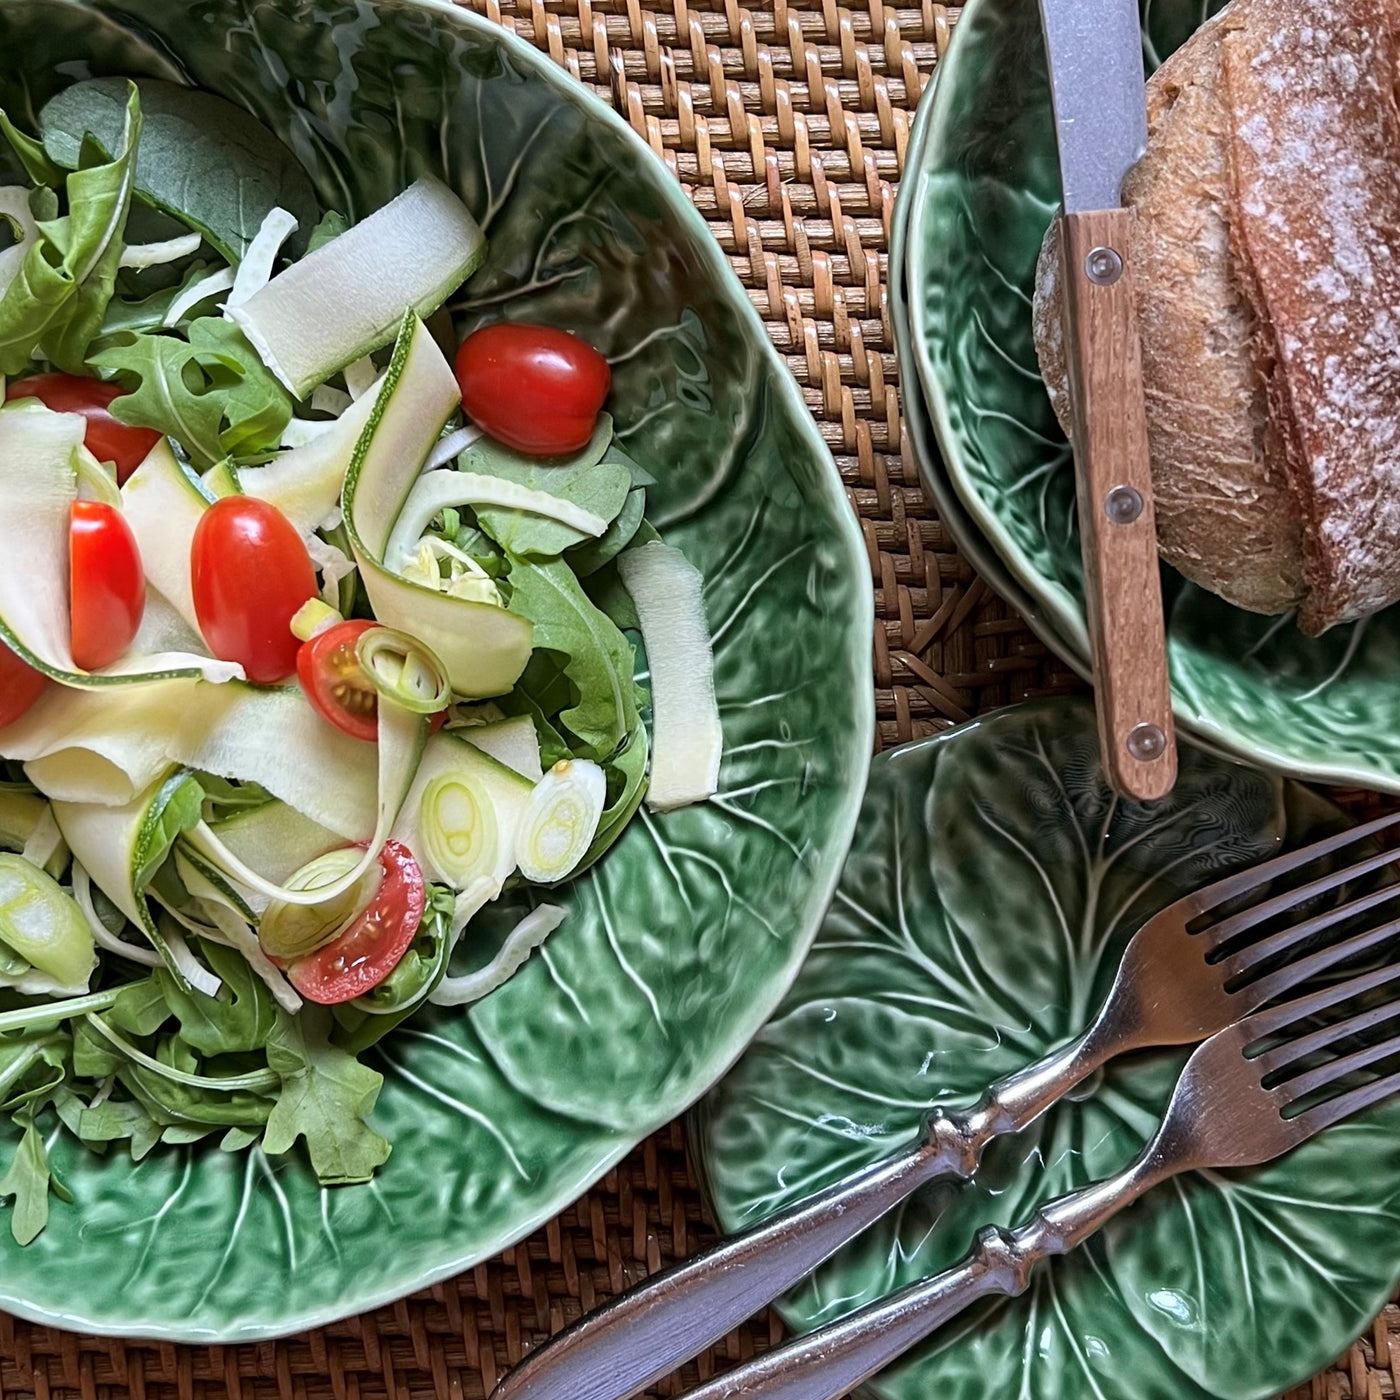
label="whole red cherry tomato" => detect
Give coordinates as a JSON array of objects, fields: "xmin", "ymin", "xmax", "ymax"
[
  {"xmin": 70, "ymin": 501, "xmax": 146, "ymax": 671},
  {"xmin": 455, "ymin": 323, "xmax": 611, "ymax": 457},
  {"xmin": 191, "ymin": 498, "xmax": 316, "ymax": 684},
  {"xmin": 7, "ymin": 374, "xmax": 162, "ymax": 485},
  {"xmin": 287, "ymin": 841, "xmax": 426, "ymax": 1004},
  {"xmin": 0, "ymin": 642, "xmax": 47, "ymax": 728},
  {"xmin": 298, "ymin": 619, "xmax": 380, "ymax": 743}
]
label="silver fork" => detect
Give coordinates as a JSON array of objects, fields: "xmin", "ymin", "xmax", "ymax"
[
  {"xmin": 493, "ymin": 810, "xmax": 1400, "ymax": 1400},
  {"xmin": 674, "ymin": 953, "xmax": 1400, "ymax": 1400}
]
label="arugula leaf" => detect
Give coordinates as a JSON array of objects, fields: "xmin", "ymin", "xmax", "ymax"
[
  {"xmin": 508, "ymin": 559, "xmax": 642, "ymax": 760},
  {"xmin": 73, "ymin": 1019, "xmax": 121, "ymax": 1079},
  {"xmin": 76, "ymin": 1095, "xmax": 163, "ymax": 1159},
  {"xmin": 263, "ymin": 1007, "xmax": 390, "ymax": 1185},
  {"xmin": 0, "ymin": 86, "xmax": 141, "ymax": 375},
  {"xmin": 119, "ymin": 1056, "xmax": 274, "ymax": 1130},
  {"xmin": 0, "ymin": 113, "xmax": 60, "ymax": 186},
  {"xmin": 468, "ymin": 417, "xmax": 633, "ymax": 558},
  {"xmin": 106, "ymin": 978, "xmax": 170, "ymax": 1037},
  {"xmin": 0, "ymin": 1030, "xmax": 70, "ymax": 1112},
  {"xmin": 157, "ymin": 942, "xmax": 275, "ymax": 1057},
  {"xmin": 40, "ymin": 78, "xmax": 319, "ymax": 261},
  {"xmin": 0, "ymin": 1111, "xmax": 59, "ymax": 1245},
  {"xmin": 93, "ymin": 317, "xmax": 292, "ymax": 468}
]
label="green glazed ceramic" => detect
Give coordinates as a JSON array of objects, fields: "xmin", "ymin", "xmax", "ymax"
[
  {"xmin": 888, "ymin": 71, "xmax": 1085, "ymax": 676},
  {"xmin": 694, "ymin": 698, "xmax": 1400, "ymax": 1400},
  {"xmin": 903, "ymin": 0, "xmax": 1400, "ymax": 793},
  {"xmin": 0, "ymin": 0, "xmax": 873, "ymax": 1340}
]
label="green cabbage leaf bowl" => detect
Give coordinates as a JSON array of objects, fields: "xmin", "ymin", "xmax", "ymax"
[{"xmin": 0, "ymin": 0, "xmax": 873, "ymax": 1340}]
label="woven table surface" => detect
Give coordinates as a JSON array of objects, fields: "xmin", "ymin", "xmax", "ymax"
[{"xmin": 0, "ymin": 2, "xmax": 1393, "ymax": 1398}]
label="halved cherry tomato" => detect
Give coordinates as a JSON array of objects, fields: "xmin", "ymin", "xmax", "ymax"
[
  {"xmin": 0, "ymin": 642, "xmax": 46, "ymax": 728},
  {"xmin": 455, "ymin": 323, "xmax": 611, "ymax": 457},
  {"xmin": 191, "ymin": 497, "xmax": 316, "ymax": 684},
  {"xmin": 298, "ymin": 619, "xmax": 380, "ymax": 743},
  {"xmin": 6, "ymin": 374, "xmax": 162, "ymax": 485},
  {"xmin": 287, "ymin": 841, "xmax": 426, "ymax": 1005},
  {"xmin": 70, "ymin": 501, "xmax": 146, "ymax": 672}
]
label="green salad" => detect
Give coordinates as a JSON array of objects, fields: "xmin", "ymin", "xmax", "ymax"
[{"xmin": 0, "ymin": 78, "xmax": 723, "ymax": 1244}]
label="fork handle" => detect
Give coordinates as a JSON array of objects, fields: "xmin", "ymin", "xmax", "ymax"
[
  {"xmin": 673, "ymin": 1155, "xmax": 1168, "ymax": 1400},
  {"xmin": 490, "ymin": 1028, "xmax": 1114, "ymax": 1400}
]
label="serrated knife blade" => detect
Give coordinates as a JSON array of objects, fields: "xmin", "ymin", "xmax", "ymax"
[{"xmin": 1038, "ymin": 0, "xmax": 1148, "ymax": 212}]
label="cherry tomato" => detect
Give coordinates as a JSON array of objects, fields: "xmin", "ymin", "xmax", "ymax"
[
  {"xmin": 6, "ymin": 374, "xmax": 162, "ymax": 485},
  {"xmin": 70, "ymin": 502, "xmax": 146, "ymax": 671},
  {"xmin": 298, "ymin": 620, "xmax": 380, "ymax": 743},
  {"xmin": 191, "ymin": 498, "xmax": 316, "ymax": 684},
  {"xmin": 0, "ymin": 642, "xmax": 47, "ymax": 728},
  {"xmin": 288, "ymin": 841, "xmax": 426, "ymax": 1005},
  {"xmin": 455, "ymin": 323, "xmax": 611, "ymax": 457}
]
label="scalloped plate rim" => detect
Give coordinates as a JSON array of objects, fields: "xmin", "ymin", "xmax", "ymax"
[
  {"xmin": 889, "ymin": 71, "xmax": 1089, "ymax": 679},
  {"xmin": 0, "ymin": 0, "xmax": 875, "ymax": 1343},
  {"xmin": 900, "ymin": 0, "xmax": 1400, "ymax": 797}
]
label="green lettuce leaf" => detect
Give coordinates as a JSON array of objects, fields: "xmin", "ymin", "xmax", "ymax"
[
  {"xmin": 507, "ymin": 558, "xmax": 641, "ymax": 759},
  {"xmin": 40, "ymin": 78, "xmax": 319, "ymax": 262},
  {"xmin": 262, "ymin": 1007, "xmax": 390, "ymax": 1185},
  {"xmin": 0, "ymin": 86, "xmax": 141, "ymax": 375},
  {"xmin": 468, "ymin": 417, "xmax": 633, "ymax": 558},
  {"xmin": 93, "ymin": 317, "xmax": 293, "ymax": 467},
  {"xmin": 0, "ymin": 113, "xmax": 61, "ymax": 186},
  {"xmin": 568, "ymin": 485, "xmax": 646, "ymax": 577},
  {"xmin": 133, "ymin": 770, "xmax": 205, "ymax": 894}
]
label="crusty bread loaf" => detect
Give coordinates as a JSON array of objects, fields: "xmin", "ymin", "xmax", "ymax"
[{"xmin": 1032, "ymin": 0, "xmax": 1400, "ymax": 634}]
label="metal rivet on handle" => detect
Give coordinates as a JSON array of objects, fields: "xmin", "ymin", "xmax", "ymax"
[
  {"xmin": 1127, "ymin": 724, "xmax": 1167, "ymax": 763},
  {"xmin": 1085, "ymin": 246, "xmax": 1124, "ymax": 285},
  {"xmin": 1104, "ymin": 485, "xmax": 1144, "ymax": 525}
]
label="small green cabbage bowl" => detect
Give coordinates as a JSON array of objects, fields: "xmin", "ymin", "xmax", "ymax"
[
  {"xmin": 904, "ymin": 0, "xmax": 1400, "ymax": 793},
  {"xmin": 0, "ymin": 0, "xmax": 873, "ymax": 1340}
]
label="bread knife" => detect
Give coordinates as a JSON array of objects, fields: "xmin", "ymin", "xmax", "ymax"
[{"xmin": 1038, "ymin": 0, "xmax": 1177, "ymax": 801}]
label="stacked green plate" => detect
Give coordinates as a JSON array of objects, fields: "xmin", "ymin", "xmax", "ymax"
[{"xmin": 892, "ymin": 0, "xmax": 1400, "ymax": 794}]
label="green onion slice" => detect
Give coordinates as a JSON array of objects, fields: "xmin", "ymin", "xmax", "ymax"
[
  {"xmin": 420, "ymin": 773, "xmax": 499, "ymax": 888},
  {"xmin": 515, "ymin": 760, "xmax": 607, "ymax": 885},
  {"xmin": 356, "ymin": 626, "xmax": 452, "ymax": 715}
]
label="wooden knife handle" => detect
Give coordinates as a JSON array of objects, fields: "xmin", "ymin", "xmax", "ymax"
[{"xmin": 1058, "ymin": 209, "xmax": 1177, "ymax": 802}]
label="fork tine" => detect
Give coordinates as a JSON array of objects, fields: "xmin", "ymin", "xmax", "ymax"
[
  {"xmin": 1288, "ymin": 1064, "xmax": 1400, "ymax": 1141},
  {"xmin": 1222, "ymin": 882, "xmax": 1400, "ymax": 978},
  {"xmin": 1241, "ymin": 959, "xmax": 1400, "ymax": 1042},
  {"xmin": 1182, "ymin": 811, "xmax": 1400, "ymax": 926},
  {"xmin": 1265, "ymin": 1002, "xmax": 1400, "ymax": 1086},
  {"xmin": 1229, "ymin": 912, "xmax": 1400, "ymax": 1004},
  {"xmin": 1259, "ymin": 995, "xmax": 1400, "ymax": 1079},
  {"xmin": 1202, "ymin": 841, "xmax": 1400, "ymax": 952}
]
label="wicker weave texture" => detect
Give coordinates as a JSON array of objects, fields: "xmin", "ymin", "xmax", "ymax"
[{"xmin": 0, "ymin": 1, "xmax": 1384, "ymax": 1398}]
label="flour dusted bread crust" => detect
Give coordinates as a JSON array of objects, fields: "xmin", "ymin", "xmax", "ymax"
[{"xmin": 1032, "ymin": 0, "xmax": 1400, "ymax": 633}]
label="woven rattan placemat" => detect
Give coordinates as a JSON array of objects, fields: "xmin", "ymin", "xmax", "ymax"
[{"xmin": 0, "ymin": 2, "xmax": 1393, "ymax": 1397}]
